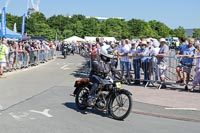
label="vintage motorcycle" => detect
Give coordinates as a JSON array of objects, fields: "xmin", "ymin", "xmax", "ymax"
[
  {"xmin": 63, "ymin": 44, "xmax": 68, "ymax": 59},
  {"xmin": 73, "ymin": 76, "xmax": 132, "ymax": 120}
]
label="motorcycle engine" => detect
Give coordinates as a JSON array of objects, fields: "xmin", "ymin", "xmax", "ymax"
[{"xmin": 96, "ymin": 93, "xmax": 107, "ymax": 110}]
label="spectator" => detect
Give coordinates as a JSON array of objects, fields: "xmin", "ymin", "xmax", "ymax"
[
  {"xmin": 71, "ymin": 42, "xmax": 76, "ymax": 55},
  {"xmin": 91, "ymin": 44, "xmax": 97, "ymax": 61},
  {"xmin": 0, "ymin": 40, "xmax": 9, "ymax": 78},
  {"xmin": 8, "ymin": 42, "xmax": 16, "ymax": 71},
  {"xmin": 154, "ymin": 38, "xmax": 169, "ymax": 88},
  {"xmin": 176, "ymin": 38, "xmax": 187, "ymax": 51},
  {"xmin": 99, "ymin": 37, "xmax": 105, "ymax": 46},
  {"xmin": 16, "ymin": 40, "xmax": 25, "ymax": 68},
  {"xmin": 40, "ymin": 42, "xmax": 46, "ymax": 62},
  {"xmin": 23, "ymin": 42, "xmax": 31, "ymax": 68},
  {"xmin": 112, "ymin": 46, "xmax": 118, "ymax": 69},
  {"xmin": 130, "ymin": 41, "xmax": 141, "ymax": 85},
  {"xmin": 150, "ymin": 40, "xmax": 160, "ymax": 81},
  {"xmin": 190, "ymin": 43, "xmax": 200, "ymax": 91},
  {"xmin": 137, "ymin": 40, "xmax": 150, "ymax": 85},
  {"xmin": 118, "ymin": 40, "xmax": 131, "ymax": 80},
  {"xmin": 176, "ymin": 38, "xmax": 195, "ymax": 90}
]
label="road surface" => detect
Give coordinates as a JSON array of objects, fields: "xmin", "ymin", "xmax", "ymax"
[{"xmin": 0, "ymin": 54, "xmax": 199, "ymax": 133}]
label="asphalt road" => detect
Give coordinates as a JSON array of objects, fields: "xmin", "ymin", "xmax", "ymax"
[{"xmin": 0, "ymin": 54, "xmax": 200, "ymax": 133}]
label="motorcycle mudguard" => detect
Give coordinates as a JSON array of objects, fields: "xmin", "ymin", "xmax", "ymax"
[
  {"xmin": 118, "ymin": 89, "xmax": 132, "ymax": 96},
  {"xmin": 73, "ymin": 87, "xmax": 80, "ymax": 95},
  {"xmin": 74, "ymin": 78, "xmax": 90, "ymax": 87},
  {"xmin": 73, "ymin": 78, "xmax": 91, "ymax": 95}
]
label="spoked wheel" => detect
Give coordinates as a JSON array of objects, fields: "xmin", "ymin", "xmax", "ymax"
[
  {"xmin": 109, "ymin": 91, "xmax": 132, "ymax": 120},
  {"xmin": 75, "ymin": 87, "xmax": 89, "ymax": 110}
]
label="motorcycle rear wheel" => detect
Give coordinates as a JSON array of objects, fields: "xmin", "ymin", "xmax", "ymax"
[{"xmin": 75, "ymin": 87, "xmax": 89, "ymax": 110}]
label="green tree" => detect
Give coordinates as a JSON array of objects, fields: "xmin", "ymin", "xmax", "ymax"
[
  {"xmin": 83, "ymin": 17, "xmax": 100, "ymax": 36},
  {"xmin": 63, "ymin": 29, "xmax": 74, "ymax": 39},
  {"xmin": 26, "ymin": 12, "xmax": 47, "ymax": 35},
  {"xmin": 47, "ymin": 15, "xmax": 67, "ymax": 32},
  {"xmin": 127, "ymin": 19, "xmax": 154, "ymax": 38},
  {"xmin": 193, "ymin": 28, "xmax": 200, "ymax": 38},
  {"xmin": 71, "ymin": 21, "xmax": 84, "ymax": 37},
  {"xmin": 104, "ymin": 18, "xmax": 124, "ymax": 39},
  {"xmin": 148, "ymin": 20, "xmax": 170, "ymax": 38},
  {"xmin": 4, "ymin": 12, "xmax": 193, "ymax": 40},
  {"xmin": 173, "ymin": 26, "xmax": 186, "ymax": 38}
]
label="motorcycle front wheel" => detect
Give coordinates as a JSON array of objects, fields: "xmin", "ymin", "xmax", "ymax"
[
  {"xmin": 108, "ymin": 91, "xmax": 132, "ymax": 120},
  {"xmin": 75, "ymin": 87, "xmax": 89, "ymax": 110}
]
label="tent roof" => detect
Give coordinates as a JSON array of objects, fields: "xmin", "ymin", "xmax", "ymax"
[
  {"xmin": 64, "ymin": 36, "xmax": 85, "ymax": 42},
  {"xmin": 84, "ymin": 36, "xmax": 116, "ymax": 42},
  {"xmin": 103, "ymin": 37, "xmax": 116, "ymax": 42},
  {"xmin": 0, "ymin": 27, "xmax": 22, "ymax": 39},
  {"xmin": 84, "ymin": 36, "xmax": 96, "ymax": 42}
]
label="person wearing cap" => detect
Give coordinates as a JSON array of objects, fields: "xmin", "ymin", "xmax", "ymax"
[
  {"xmin": 0, "ymin": 40, "xmax": 9, "ymax": 77},
  {"xmin": 176, "ymin": 38, "xmax": 195, "ymax": 90},
  {"xmin": 154, "ymin": 38, "xmax": 169, "ymax": 88},
  {"xmin": 129, "ymin": 41, "xmax": 141, "ymax": 84},
  {"xmin": 137, "ymin": 40, "xmax": 151, "ymax": 85},
  {"xmin": 150, "ymin": 40, "xmax": 160, "ymax": 81}
]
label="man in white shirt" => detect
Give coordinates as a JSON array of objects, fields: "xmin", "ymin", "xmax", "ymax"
[{"xmin": 118, "ymin": 40, "xmax": 130, "ymax": 79}]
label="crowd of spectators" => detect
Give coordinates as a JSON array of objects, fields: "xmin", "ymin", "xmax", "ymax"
[
  {"xmin": 1, "ymin": 37, "xmax": 200, "ymax": 92},
  {"xmin": 71, "ymin": 37, "xmax": 200, "ymax": 92},
  {"xmin": 0, "ymin": 39, "xmax": 56, "ymax": 78}
]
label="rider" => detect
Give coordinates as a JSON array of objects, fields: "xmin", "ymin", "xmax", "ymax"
[{"xmin": 88, "ymin": 44, "xmax": 121, "ymax": 106}]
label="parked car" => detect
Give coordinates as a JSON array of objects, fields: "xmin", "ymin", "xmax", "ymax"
[{"xmin": 166, "ymin": 37, "xmax": 180, "ymax": 49}]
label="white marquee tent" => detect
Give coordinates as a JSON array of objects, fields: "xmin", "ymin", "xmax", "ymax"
[
  {"xmin": 84, "ymin": 36, "xmax": 116, "ymax": 42},
  {"xmin": 64, "ymin": 36, "xmax": 85, "ymax": 42}
]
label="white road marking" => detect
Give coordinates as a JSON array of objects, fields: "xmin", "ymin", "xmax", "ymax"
[
  {"xmin": 9, "ymin": 112, "xmax": 30, "ymax": 121},
  {"xmin": 30, "ymin": 109, "xmax": 53, "ymax": 118},
  {"xmin": 0, "ymin": 105, "xmax": 3, "ymax": 110},
  {"xmin": 29, "ymin": 117, "xmax": 36, "ymax": 120},
  {"xmin": 60, "ymin": 64, "xmax": 71, "ymax": 70},
  {"xmin": 165, "ymin": 108, "xmax": 198, "ymax": 111}
]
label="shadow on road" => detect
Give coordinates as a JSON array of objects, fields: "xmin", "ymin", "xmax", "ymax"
[
  {"xmin": 70, "ymin": 61, "xmax": 90, "ymax": 78},
  {"xmin": 57, "ymin": 56, "xmax": 66, "ymax": 59},
  {"xmin": 63, "ymin": 102, "xmax": 109, "ymax": 118}
]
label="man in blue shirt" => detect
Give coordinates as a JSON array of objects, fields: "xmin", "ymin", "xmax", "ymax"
[{"xmin": 176, "ymin": 38, "xmax": 195, "ymax": 90}]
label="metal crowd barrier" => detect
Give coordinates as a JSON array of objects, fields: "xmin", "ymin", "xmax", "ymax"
[
  {"xmin": 114, "ymin": 52, "xmax": 199, "ymax": 90},
  {"xmin": 6, "ymin": 48, "xmax": 56, "ymax": 72}
]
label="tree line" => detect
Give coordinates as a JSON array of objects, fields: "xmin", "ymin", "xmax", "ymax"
[{"xmin": 5, "ymin": 12, "xmax": 200, "ymax": 40}]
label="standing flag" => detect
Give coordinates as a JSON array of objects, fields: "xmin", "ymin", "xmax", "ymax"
[
  {"xmin": 21, "ymin": 14, "xmax": 26, "ymax": 37},
  {"xmin": 13, "ymin": 23, "xmax": 17, "ymax": 32},
  {"xmin": 1, "ymin": 7, "xmax": 7, "ymax": 37},
  {"xmin": 0, "ymin": 22, "xmax": 1, "ymax": 35}
]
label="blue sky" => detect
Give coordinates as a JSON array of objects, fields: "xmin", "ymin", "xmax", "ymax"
[{"xmin": 0, "ymin": 0, "xmax": 199, "ymax": 29}]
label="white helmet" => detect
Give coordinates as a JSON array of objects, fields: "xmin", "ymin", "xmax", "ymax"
[{"xmin": 99, "ymin": 45, "xmax": 114, "ymax": 58}]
